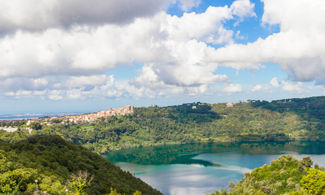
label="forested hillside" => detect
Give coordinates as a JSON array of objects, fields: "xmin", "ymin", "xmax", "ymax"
[
  {"xmin": 0, "ymin": 135, "xmax": 161, "ymax": 195},
  {"xmin": 210, "ymin": 155, "xmax": 325, "ymax": 195},
  {"xmin": 1, "ymin": 96, "xmax": 325, "ymax": 154}
]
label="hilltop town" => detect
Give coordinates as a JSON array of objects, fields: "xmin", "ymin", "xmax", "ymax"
[
  {"xmin": 54, "ymin": 105, "xmax": 134, "ymax": 123},
  {"xmin": 0, "ymin": 105, "xmax": 134, "ymax": 133}
]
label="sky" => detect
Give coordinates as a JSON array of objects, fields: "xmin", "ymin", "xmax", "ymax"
[{"xmin": 1, "ymin": 0, "xmax": 325, "ymax": 114}]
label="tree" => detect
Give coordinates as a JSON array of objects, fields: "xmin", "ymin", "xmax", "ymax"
[
  {"xmin": 69, "ymin": 171, "xmax": 93, "ymax": 195},
  {"xmin": 300, "ymin": 168, "xmax": 325, "ymax": 195},
  {"xmin": 0, "ymin": 168, "xmax": 38, "ymax": 193},
  {"xmin": 133, "ymin": 190, "xmax": 142, "ymax": 195},
  {"xmin": 301, "ymin": 157, "xmax": 313, "ymax": 168},
  {"xmin": 107, "ymin": 187, "xmax": 121, "ymax": 195},
  {"xmin": 30, "ymin": 122, "xmax": 42, "ymax": 130}
]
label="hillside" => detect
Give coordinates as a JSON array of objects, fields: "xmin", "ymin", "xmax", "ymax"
[
  {"xmin": 1, "ymin": 96, "xmax": 325, "ymax": 153},
  {"xmin": 210, "ymin": 155, "xmax": 325, "ymax": 195},
  {"xmin": 0, "ymin": 135, "xmax": 161, "ymax": 195}
]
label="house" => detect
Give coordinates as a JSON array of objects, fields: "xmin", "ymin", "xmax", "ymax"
[{"xmin": 226, "ymin": 103, "xmax": 234, "ymax": 107}]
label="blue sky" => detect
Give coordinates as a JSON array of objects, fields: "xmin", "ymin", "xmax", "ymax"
[{"xmin": 0, "ymin": 0, "xmax": 325, "ymax": 114}]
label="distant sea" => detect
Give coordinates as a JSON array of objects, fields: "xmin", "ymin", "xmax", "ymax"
[{"xmin": 0, "ymin": 112, "xmax": 81, "ymax": 121}]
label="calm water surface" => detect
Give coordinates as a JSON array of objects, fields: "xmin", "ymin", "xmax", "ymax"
[{"xmin": 103, "ymin": 142, "xmax": 325, "ymax": 195}]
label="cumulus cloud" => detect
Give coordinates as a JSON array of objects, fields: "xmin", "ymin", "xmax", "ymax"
[
  {"xmin": 178, "ymin": 0, "xmax": 201, "ymax": 11},
  {"xmin": 0, "ymin": 0, "xmax": 258, "ymax": 99},
  {"xmin": 268, "ymin": 78, "xmax": 304, "ymax": 93},
  {"xmin": 48, "ymin": 90, "xmax": 63, "ymax": 101},
  {"xmin": 281, "ymin": 81, "xmax": 303, "ymax": 93},
  {"xmin": 251, "ymin": 84, "xmax": 263, "ymax": 92},
  {"xmin": 270, "ymin": 77, "xmax": 280, "ymax": 87},
  {"xmin": 223, "ymin": 84, "xmax": 242, "ymax": 94},
  {"xmin": 230, "ymin": 0, "xmax": 256, "ymax": 19},
  {"xmin": 0, "ymin": 3, "xmax": 246, "ymax": 96},
  {"xmin": 211, "ymin": 0, "xmax": 325, "ymax": 85},
  {"xmin": 0, "ymin": 7, "xmax": 236, "ymax": 79},
  {"xmin": 2, "ymin": 74, "xmax": 156, "ymax": 100},
  {"xmin": 0, "ymin": 0, "xmax": 172, "ymax": 32}
]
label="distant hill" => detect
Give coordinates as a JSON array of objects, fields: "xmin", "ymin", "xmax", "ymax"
[
  {"xmin": 0, "ymin": 135, "xmax": 161, "ymax": 195},
  {"xmin": 251, "ymin": 96, "xmax": 325, "ymax": 122},
  {"xmin": 1, "ymin": 96, "xmax": 325, "ymax": 153}
]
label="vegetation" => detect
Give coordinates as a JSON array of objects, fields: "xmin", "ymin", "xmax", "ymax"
[
  {"xmin": 1, "ymin": 97, "xmax": 325, "ymax": 154},
  {"xmin": 0, "ymin": 135, "xmax": 161, "ymax": 195},
  {"xmin": 210, "ymin": 155, "xmax": 325, "ymax": 195},
  {"xmin": 1, "ymin": 97, "xmax": 325, "ymax": 194}
]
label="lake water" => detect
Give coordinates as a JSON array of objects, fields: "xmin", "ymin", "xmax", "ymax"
[{"xmin": 103, "ymin": 142, "xmax": 325, "ymax": 195}]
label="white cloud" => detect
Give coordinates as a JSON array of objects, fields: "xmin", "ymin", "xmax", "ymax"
[
  {"xmin": 0, "ymin": 0, "xmax": 172, "ymax": 31},
  {"xmin": 281, "ymin": 81, "xmax": 303, "ymax": 93},
  {"xmin": 270, "ymin": 77, "xmax": 280, "ymax": 87},
  {"xmin": 48, "ymin": 90, "xmax": 63, "ymax": 101},
  {"xmin": 235, "ymin": 31, "xmax": 245, "ymax": 40},
  {"xmin": 223, "ymin": 84, "xmax": 242, "ymax": 94},
  {"xmin": 268, "ymin": 77, "xmax": 305, "ymax": 93},
  {"xmin": 251, "ymin": 84, "xmax": 263, "ymax": 92},
  {"xmin": 0, "ymin": 0, "xmax": 258, "ymax": 99},
  {"xmin": 178, "ymin": 0, "xmax": 201, "ymax": 11},
  {"xmin": 231, "ymin": 0, "xmax": 256, "ymax": 19},
  {"xmin": 0, "ymin": 8, "xmax": 235, "ymax": 80},
  {"xmin": 66, "ymin": 75, "xmax": 114, "ymax": 89},
  {"xmin": 0, "ymin": 4, "xmax": 242, "ymax": 97},
  {"xmin": 211, "ymin": 0, "xmax": 325, "ymax": 85}
]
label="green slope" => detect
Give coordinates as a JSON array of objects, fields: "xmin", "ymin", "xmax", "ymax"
[
  {"xmin": 210, "ymin": 155, "xmax": 325, "ymax": 195},
  {"xmin": 33, "ymin": 97, "xmax": 325, "ymax": 153},
  {"xmin": 0, "ymin": 135, "xmax": 161, "ymax": 195},
  {"xmin": 1, "ymin": 96, "xmax": 325, "ymax": 154}
]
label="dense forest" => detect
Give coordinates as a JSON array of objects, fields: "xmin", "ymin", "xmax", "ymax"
[
  {"xmin": 210, "ymin": 155, "xmax": 325, "ymax": 195},
  {"xmin": 0, "ymin": 135, "xmax": 161, "ymax": 195},
  {"xmin": 1, "ymin": 96, "xmax": 325, "ymax": 154}
]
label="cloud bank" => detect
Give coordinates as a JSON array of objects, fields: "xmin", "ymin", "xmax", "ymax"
[
  {"xmin": 1, "ymin": 0, "xmax": 324, "ymax": 101},
  {"xmin": 212, "ymin": 0, "xmax": 325, "ymax": 83},
  {"xmin": 0, "ymin": 0, "xmax": 256, "ymax": 100}
]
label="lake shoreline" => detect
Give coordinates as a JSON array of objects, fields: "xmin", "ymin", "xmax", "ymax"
[
  {"xmin": 103, "ymin": 139, "xmax": 325, "ymax": 155},
  {"xmin": 104, "ymin": 141, "xmax": 325, "ymax": 195}
]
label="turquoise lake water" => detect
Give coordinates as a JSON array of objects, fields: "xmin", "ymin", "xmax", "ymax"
[{"xmin": 104, "ymin": 142, "xmax": 325, "ymax": 195}]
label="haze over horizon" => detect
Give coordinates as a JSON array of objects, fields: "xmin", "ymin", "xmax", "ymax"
[{"xmin": 1, "ymin": 0, "xmax": 325, "ymax": 114}]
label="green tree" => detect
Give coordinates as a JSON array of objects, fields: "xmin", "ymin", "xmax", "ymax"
[
  {"xmin": 108, "ymin": 187, "xmax": 121, "ymax": 195},
  {"xmin": 69, "ymin": 171, "xmax": 93, "ymax": 195},
  {"xmin": 300, "ymin": 168, "xmax": 325, "ymax": 195},
  {"xmin": 133, "ymin": 190, "xmax": 142, "ymax": 195},
  {"xmin": 31, "ymin": 122, "xmax": 42, "ymax": 130},
  {"xmin": 0, "ymin": 168, "xmax": 38, "ymax": 193}
]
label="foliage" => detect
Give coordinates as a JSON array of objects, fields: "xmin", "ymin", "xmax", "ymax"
[
  {"xmin": 1, "ymin": 97, "xmax": 325, "ymax": 154},
  {"xmin": 30, "ymin": 122, "xmax": 42, "ymax": 130},
  {"xmin": 0, "ymin": 129, "xmax": 28, "ymax": 143},
  {"xmin": 21, "ymin": 97, "xmax": 325, "ymax": 154},
  {"xmin": 0, "ymin": 120, "xmax": 26, "ymax": 127},
  {"xmin": 300, "ymin": 168, "xmax": 325, "ymax": 195},
  {"xmin": 210, "ymin": 155, "xmax": 325, "ymax": 195},
  {"xmin": 106, "ymin": 188, "xmax": 142, "ymax": 195},
  {"xmin": 107, "ymin": 187, "xmax": 121, "ymax": 195},
  {"xmin": 0, "ymin": 135, "xmax": 161, "ymax": 195},
  {"xmin": 68, "ymin": 171, "xmax": 94, "ymax": 195}
]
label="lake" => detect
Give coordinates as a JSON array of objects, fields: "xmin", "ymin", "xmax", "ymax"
[{"xmin": 103, "ymin": 142, "xmax": 325, "ymax": 195}]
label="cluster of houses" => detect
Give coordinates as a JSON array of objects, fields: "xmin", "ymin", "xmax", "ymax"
[
  {"xmin": 50, "ymin": 105, "xmax": 134, "ymax": 123},
  {"xmin": 0, "ymin": 126, "xmax": 18, "ymax": 132},
  {"xmin": 0, "ymin": 105, "xmax": 135, "ymax": 133},
  {"xmin": 0, "ymin": 125, "xmax": 32, "ymax": 134}
]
